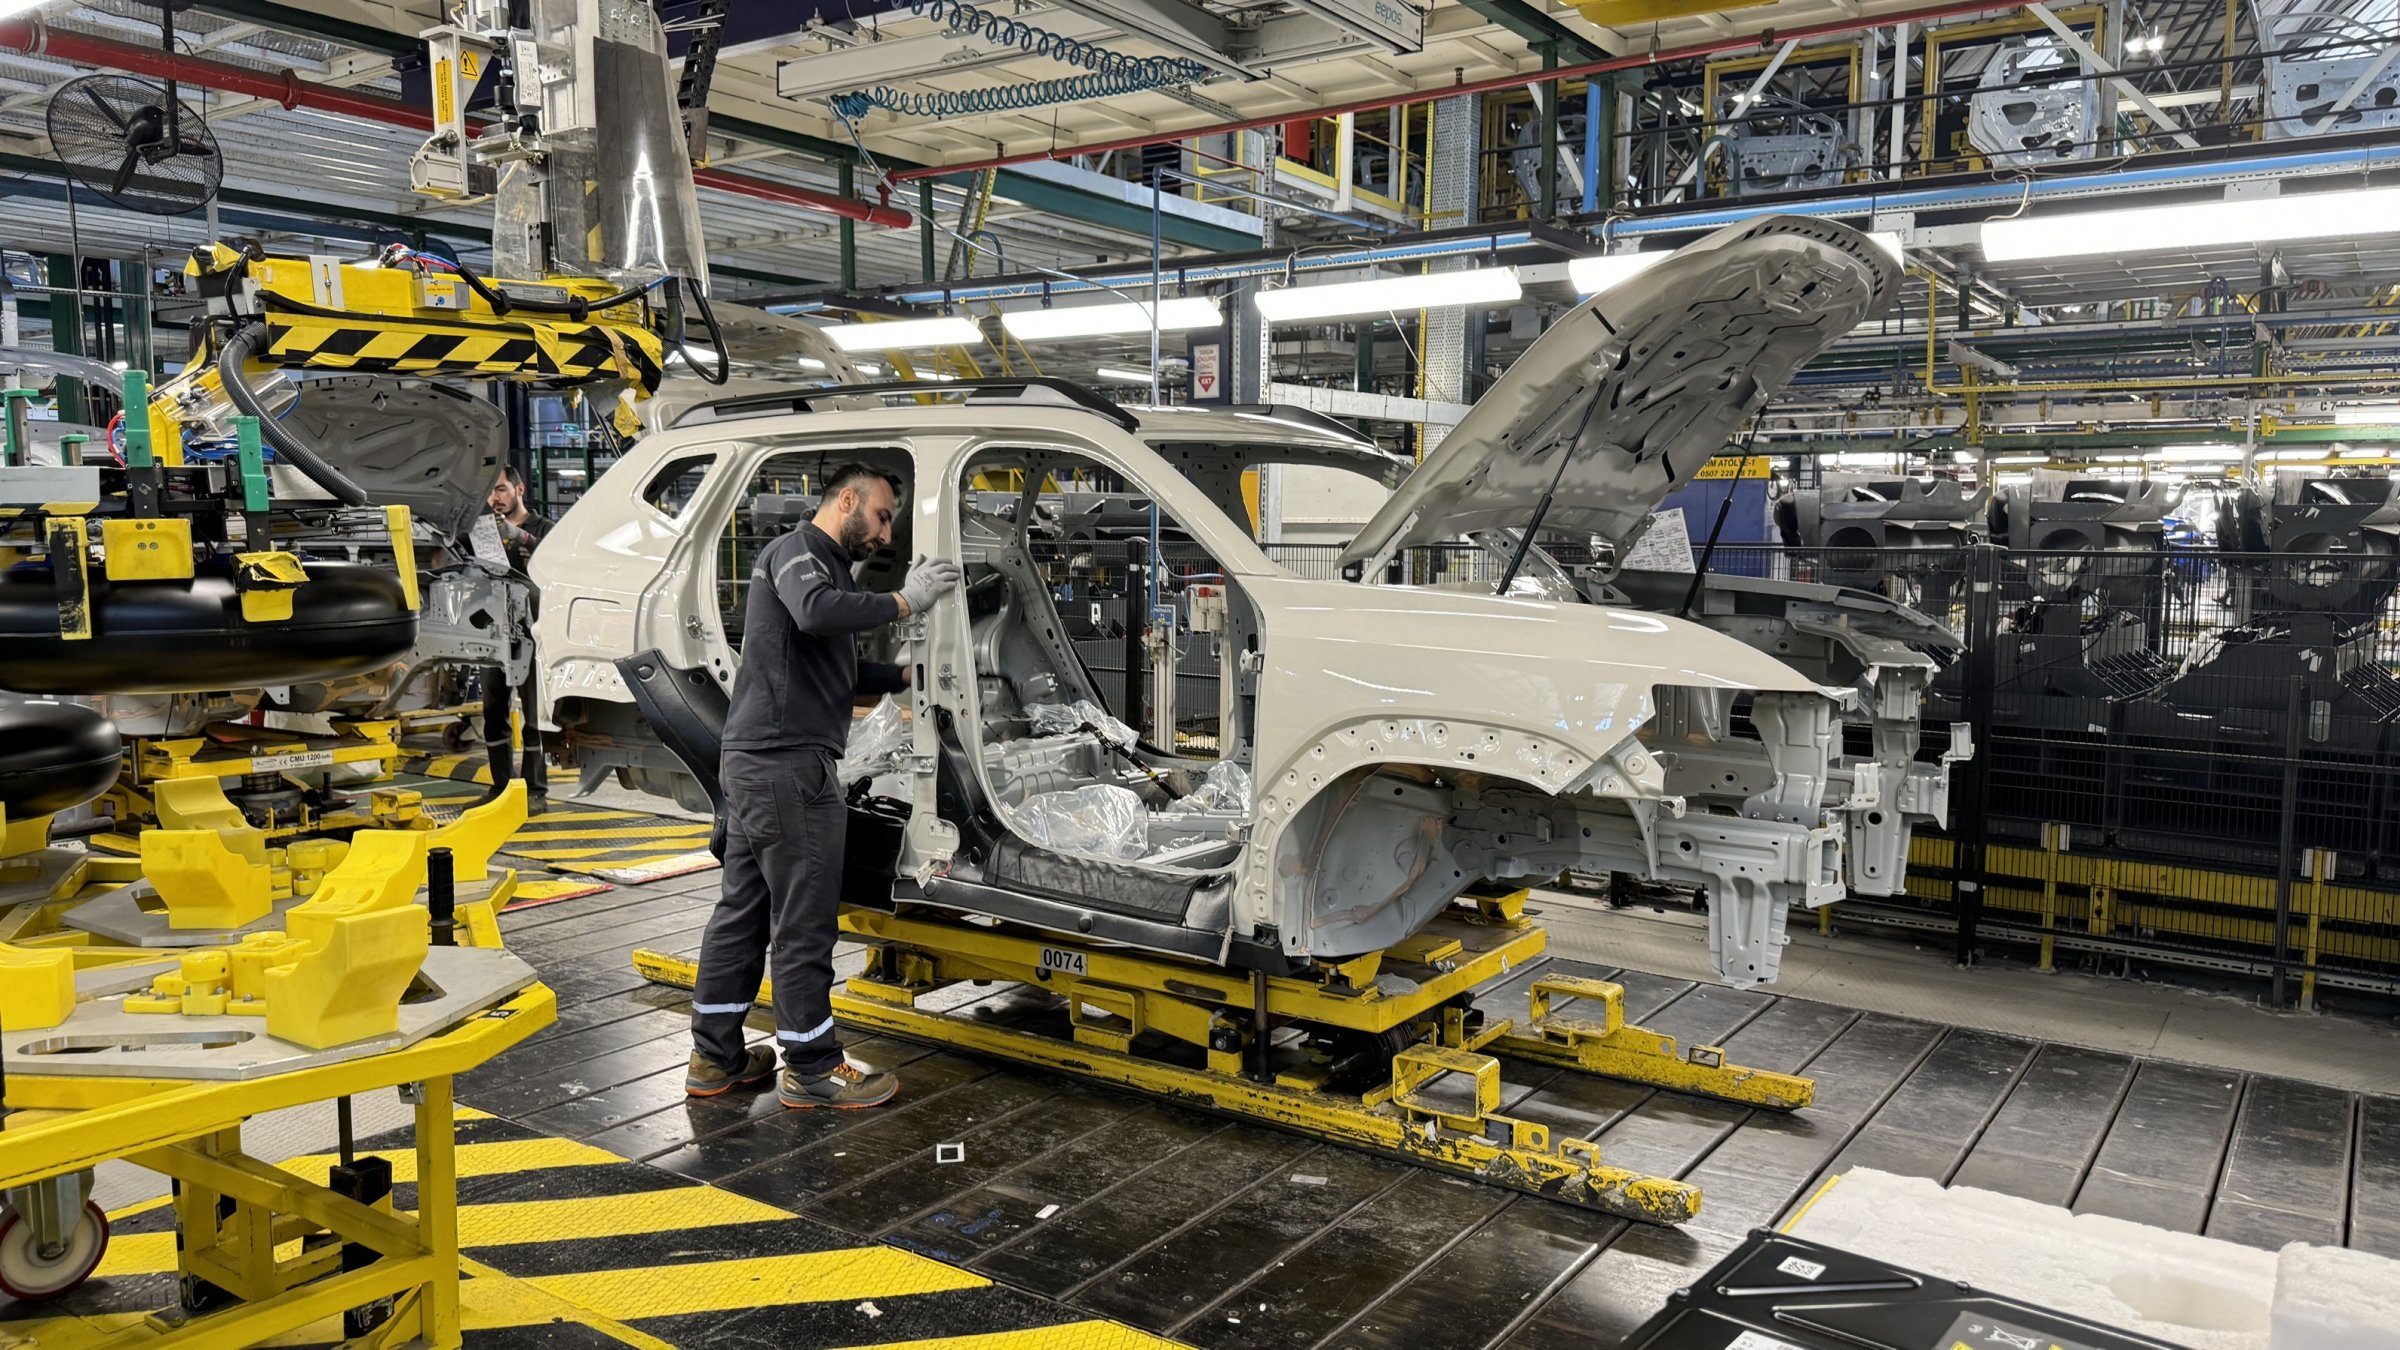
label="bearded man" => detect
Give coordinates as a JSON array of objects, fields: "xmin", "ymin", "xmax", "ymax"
[{"xmin": 683, "ymin": 463, "xmax": 959, "ymax": 1109}]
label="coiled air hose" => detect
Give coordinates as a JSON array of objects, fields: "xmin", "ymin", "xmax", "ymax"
[{"xmin": 829, "ymin": 0, "xmax": 1208, "ymax": 120}]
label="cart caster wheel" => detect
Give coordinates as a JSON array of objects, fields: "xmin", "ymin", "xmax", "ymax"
[{"xmin": 0, "ymin": 1200, "xmax": 108, "ymax": 1302}]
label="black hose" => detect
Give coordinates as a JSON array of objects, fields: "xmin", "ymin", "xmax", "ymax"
[
  {"xmin": 217, "ymin": 321, "xmax": 373, "ymax": 507},
  {"xmin": 673, "ymin": 279, "xmax": 730, "ymax": 386},
  {"xmin": 447, "ymin": 255, "xmax": 660, "ymax": 318}
]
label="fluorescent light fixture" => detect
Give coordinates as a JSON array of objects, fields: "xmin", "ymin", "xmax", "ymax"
[
  {"xmin": 2334, "ymin": 404, "xmax": 2400, "ymax": 425},
  {"xmin": 2142, "ymin": 444, "xmax": 2240, "ymax": 462},
  {"xmin": 2339, "ymin": 447, "xmax": 2389, "ymax": 458},
  {"xmin": 1002, "ymin": 297, "xmax": 1220, "ymax": 341},
  {"xmin": 1254, "ymin": 267, "xmax": 1520, "ymax": 323},
  {"xmin": 2267, "ymin": 448, "xmax": 2322, "ymax": 460},
  {"xmin": 820, "ymin": 316, "xmax": 983, "ymax": 351},
  {"xmin": 1565, "ymin": 253, "xmax": 1666, "ymax": 295},
  {"xmin": 798, "ymin": 357, "xmax": 828, "ymax": 371},
  {"xmin": 2097, "ymin": 452, "xmax": 2145, "ymax": 462},
  {"xmin": 1991, "ymin": 453, "xmax": 2050, "ymax": 465},
  {"xmin": 1826, "ymin": 451, "xmax": 1901, "ymax": 467},
  {"xmin": 855, "ymin": 362, "xmax": 884, "ymax": 377},
  {"xmin": 1983, "ymin": 185, "xmax": 2400, "ymax": 262},
  {"xmin": 1999, "ymin": 472, "xmax": 2035, "ymax": 485},
  {"xmin": 1567, "ymin": 233, "xmax": 1904, "ymax": 296},
  {"xmin": 1095, "ymin": 366, "xmax": 1157, "ymax": 385}
]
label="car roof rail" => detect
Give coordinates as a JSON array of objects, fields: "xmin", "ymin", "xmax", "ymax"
[
  {"xmin": 667, "ymin": 377, "xmax": 1139, "ymax": 432},
  {"xmin": 1223, "ymin": 404, "xmax": 1379, "ymax": 447}
]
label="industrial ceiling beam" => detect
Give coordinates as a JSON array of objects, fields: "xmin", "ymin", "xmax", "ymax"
[
  {"xmin": 0, "ymin": 151, "xmax": 824, "ymax": 289},
  {"xmin": 192, "ymin": 0, "xmax": 1251, "ymax": 252},
  {"xmin": 0, "ymin": 16, "xmax": 911, "ymax": 227},
  {"xmin": 1457, "ymin": 0, "xmax": 1609, "ymax": 63},
  {"xmin": 888, "ymin": 0, "xmax": 2019, "ymax": 179}
]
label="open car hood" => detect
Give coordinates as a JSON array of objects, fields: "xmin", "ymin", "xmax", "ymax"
[
  {"xmin": 281, "ymin": 376, "xmax": 506, "ymax": 546},
  {"xmin": 1340, "ymin": 216, "xmax": 1896, "ymax": 567}
]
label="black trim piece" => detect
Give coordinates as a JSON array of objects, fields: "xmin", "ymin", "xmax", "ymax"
[
  {"xmin": 612, "ymin": 649, "xmax": 728, "ymax": 814},
  {"xmin": 667, "ymin": 378, "xmax": 1139, "ymax": 432}
]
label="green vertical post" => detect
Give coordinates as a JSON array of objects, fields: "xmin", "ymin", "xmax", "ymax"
[
  {"xmin": 234, "ymin": 416, "xmax": 270, "ymax": 513},
  {"xmin": 45, "ymin": 255, "xmax": 89, "ymax": 426},
  {"xmin": 58, "ymin": 433, "xmax": 89, "ymax": 464},
  {"xmin": 119, "ymin": 369, "xmax": 153, "ymax": 468},
  {"xmin": 122, "ymin": 260, "xmax": 154, "ymax": 378},
  {"xmin": 1353, "ymin": 320, "xmax": 1375, "ymax": 392},
  {"xmin": 0, "ymin": 388, "xmax": 35, "ymax": 467},
  {"xmin": 1538, "ymin": 45, "xmax": 1560, "ymax": 221},
  {"xmin": 839, "ymin": 161, "xmax": 858, "ymax": 295},
  {"xmin": 920, "ymin": 180, "xmax": 937, "ymax": 284}
]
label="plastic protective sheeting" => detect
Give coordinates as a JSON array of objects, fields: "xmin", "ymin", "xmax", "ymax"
[
  {"xmin": 1026, "ymin": 699, "xmax": 1138, "ymax": 748},
  {"xmin": 1168, "ymin": 761, "xmax": 1250, "ymax": 815},
  {"xmin": 835, "ymin": 696, "xmax": 908, "ymax": 786},
  {"xmin": 1015, "ymin": 784, "xmax": 1148, "ymax": 860}
]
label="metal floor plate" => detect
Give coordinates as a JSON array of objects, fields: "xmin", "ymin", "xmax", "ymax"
[{"xmin": 318, "ymin": 874, "xmax": 2400, "ymax": 1347}]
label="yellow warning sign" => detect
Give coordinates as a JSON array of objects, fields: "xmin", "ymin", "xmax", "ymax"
[
  {"xmin": 1696, "ymin": 455, "xmax": 1775, "ymax": 480},
  {"xmin": 460, "ymin": 48, "xmax": 482, "ymax": 78}
]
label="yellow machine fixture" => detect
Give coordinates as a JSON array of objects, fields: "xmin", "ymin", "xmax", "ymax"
[{"xmin": 148, "ymin": 242, "xmax": 683, "ymax": 459}]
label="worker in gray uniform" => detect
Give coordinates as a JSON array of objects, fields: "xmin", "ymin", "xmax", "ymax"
[{"xmin": 685, "ymin": 463, "xmax": 960, "ymax": 1108}]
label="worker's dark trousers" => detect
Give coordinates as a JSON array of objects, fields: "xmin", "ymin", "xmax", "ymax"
[
  {"xmin": 478, "ymin": 664, "xmax": 548, "ymax": 797},
  {"xmin": 689, "ymin": 746, "xmax": 848, "ymax": 1077}
]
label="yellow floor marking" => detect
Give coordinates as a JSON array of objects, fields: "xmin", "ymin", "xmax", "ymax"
[
  {"xmin": 502, "ymin": 825, "xmax": 713, "ymax": 844},
  {"xmin": 860, "ymin": 1322, "xmax": 1189, "ymax": 1350},
  {"xmin": 101, "ymin": 1127, "xmax": 594, "ymax": 1225},
  {"xmin": 525, "ymin": 1246, "xmax": 988, "ymax": 1320},
  {"xmin": 509, "ymin": 845, "xmax": 710, "ymax": 863},
  {"xmin": 0, "ymin": 1309, "xmax": 153, "ymax": 1348},
  {"xmin": 96, "ymin": 1185, "xmax": 784, "ymax": 1277},
  {"xmin": 456, "ymin": 1186, "xmax": 790, "ymax": 1247},
  {"xmin": 273, "ymin": 1135, "xmax": 624, "ymax": 1188},
  {"xmin": 250, "ymin": 1261, "xmax": 676, "ymax": 1347}
]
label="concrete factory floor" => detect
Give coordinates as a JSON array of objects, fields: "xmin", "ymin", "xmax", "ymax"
[{"xmin": 19, "ymin": 804, "xmax": 2400, "ymax": 1349}]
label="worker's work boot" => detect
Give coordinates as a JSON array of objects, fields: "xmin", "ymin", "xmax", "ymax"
[
  {"xmin": 684, "ymin": 1045, "xmax": 777, "ymax": 1097},
  {"xmin": 779, "ymin": 1060, "xmax": 898, "ymax": 1109}
]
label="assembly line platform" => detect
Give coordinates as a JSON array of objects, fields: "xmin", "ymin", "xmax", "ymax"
[{"xmin": 8, "ymin": 867, "xmax": 2396, "ymax": 1349}]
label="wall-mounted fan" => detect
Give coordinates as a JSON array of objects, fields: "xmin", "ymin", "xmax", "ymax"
[{"xmin": 47, "ymin": 74, "xmax": 222, "ymax": 217}]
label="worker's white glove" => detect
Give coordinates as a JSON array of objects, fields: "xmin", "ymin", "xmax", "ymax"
[{"xmin": 899, "ymin": 556, "xmax": 962, "ymax": 615}]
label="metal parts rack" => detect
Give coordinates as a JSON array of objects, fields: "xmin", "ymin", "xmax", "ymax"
[
  {"xmin": 0, "ymin": 984, "xmax": 552, "ymax": 1345},
  {"xmin": 633, "ymin": 892, "xmax": 1815, "ymax": 1226}
]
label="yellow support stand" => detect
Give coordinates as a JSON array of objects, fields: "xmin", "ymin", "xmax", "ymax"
[
  {"xmin": 0, "ymin": 940, "xmax": 76, "ymax": 1030},
  {"xmin": 428, "ymin": 780, "xmax": 526, "ymax": 877},
  {"xmin": 99, "ymin": 516, "xmax": 195, "ymax": 581},
  {"xmin": 1, "ymin": 810, "xmax": 49, "ymax": 860},
  {"xmin": 268, "ymin": 829, "xmax": 433, "ymax": 1048},
  {"xmin": 1493, "ymin": 974, "xmax": 1816, "ymax": 1111},
  {"xmin": 143, "ymin": 828, "xmax": 276, "ymax": 930},
  {"xmin": 632, "ymin": 898, "xmax": 1795, "ymax": 1226},
  {"xmin": 153, "ymin": 775, "xmax": 261, "ymax": 850},
  {"xmin": 1, "ymin": 985, "xmax": 552, "ymax": 1349}
]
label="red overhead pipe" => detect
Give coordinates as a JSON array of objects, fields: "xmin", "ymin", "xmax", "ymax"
[
  {"xmin": 0, "ymin": 18, "xmax": 908, "ymax": 228},
  {"xmin": 889, "ymin": 0, "xmax": 2021, "ymax": 182}
]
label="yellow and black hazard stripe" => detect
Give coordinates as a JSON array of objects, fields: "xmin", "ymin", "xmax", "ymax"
[
  {"xmin": 261, "ymin": 309, "xmax": 663, "ymax": 389},
  {"xmin": 5, "ymin": 1110, "xmax": 1178, "ymax": 1350}
]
